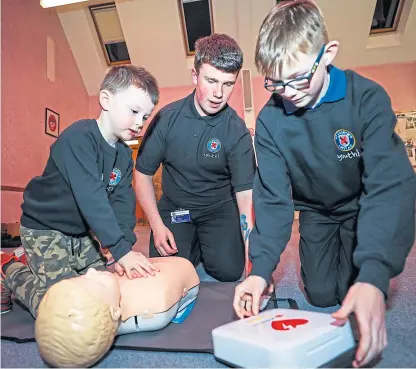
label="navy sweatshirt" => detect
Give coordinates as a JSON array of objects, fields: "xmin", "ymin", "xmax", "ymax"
[
  {"xmin": 249, "ymin": 67, "xmax": 416, "ymax": 296},
  {"xmin": 21, "ymin": 119, "xmax": 136, "ymax": 261}
]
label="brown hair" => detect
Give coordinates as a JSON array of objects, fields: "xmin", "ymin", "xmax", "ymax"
[
  {"xmin": 194, "ymin": 33, "xmax": 243, "ymax": 74},
  {"xmin": 100, "ymin": 65, "xmax": 159, "ymax": 105},
  {"xmin": 255, "ymin": 0, "xmax": 328, "ymax": 77}
]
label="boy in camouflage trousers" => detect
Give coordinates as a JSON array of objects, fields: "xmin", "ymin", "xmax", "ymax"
[
  {"xmin": 1, "ymin": 65, "xmax": 160, "ymax": 317},
  {"xmin": 1, "ymin": 233, "xmax": 107, "ymax": 316}
]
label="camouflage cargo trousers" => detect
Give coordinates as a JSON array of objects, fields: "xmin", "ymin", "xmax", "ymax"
[{"xmin": 5, "ymin": 226, "xmax": 107, "ymax": 318}]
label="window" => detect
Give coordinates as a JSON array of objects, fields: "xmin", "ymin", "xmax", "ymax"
[
  {"xmin": 178, "ymin": 0, "xmax": 214, "ymax": 56},
  {"xmin": 89, "ymin": 3, "xmax": 130, "ymax": 65},
  {"xmin": 370, "ymin": 0, "xmax": 405, "ymax": 34}
]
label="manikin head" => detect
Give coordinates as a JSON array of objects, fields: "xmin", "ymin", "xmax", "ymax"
[
  {"xmin": 255, "ymin": 0, "xmax": 339, "ymax": 109},
  {"xmin": 192, "ymin": 34, "xmax": 243, "ymax": 116},
  {"xmin": 98, "ymin": 65, "xmax": 159, "ymax": 143},
  {"xmin": 35, "ymin": 269, "xmax": 121, "ymax": 368}
]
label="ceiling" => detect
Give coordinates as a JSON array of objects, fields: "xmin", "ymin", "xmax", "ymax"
[{"xmin": 55, "ymin": 0, "xmax": 416, "ymax": 96}]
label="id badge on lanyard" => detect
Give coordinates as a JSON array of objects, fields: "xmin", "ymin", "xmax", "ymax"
[{"xmin": 171, "ymin": 209, "xmax": 191, "ymax": 224}]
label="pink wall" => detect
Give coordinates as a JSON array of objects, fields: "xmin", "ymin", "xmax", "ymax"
[
  {"xmin": 353, "ymin": 61, "xmax": 416, "ymax": 112},
  {"xmin": 252, "ymin": 76, "xmax": 271, "ymax": 122},
  {"xmin": 1, "ymin": 1, "xmax": 414, "ymax": 226},
  {"xmin": 1, "ymin": 0, "xmax": 90, "ymax": 222},
  {"xmin": 89, "ymin": 78, "xmax": 245, "ymax": 136},
  {"xmin": 96, "ymin": 61, "xmax": 414, "ymax": 131},
  {"xmin": 88, "ymin": 85, "xmax": 196, "ymax": 132},
  {"xmin": 251, "ymin": 61, "xmax": 416, "ymax": 124},
  {"xmin": 89, "ymin": 95, "xmax": 101, "ymax": 120}
]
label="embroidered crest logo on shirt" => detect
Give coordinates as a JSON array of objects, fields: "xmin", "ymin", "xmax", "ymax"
[
  {"xmin": 109, "ymin": 168, "xmax": 122, "ymax": 186},
  {"xmin": 207, "ymin": 138, "xmax": 221, "ymax": 153},
  {"xmin": 334, "ymin": 129, "xmax": 355, "ymax": 152}
]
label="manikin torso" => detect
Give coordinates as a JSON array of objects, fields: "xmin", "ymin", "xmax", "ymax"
[
  {"xmin": 34, "ymin": 256, "xmax": 200, "ymax": 369},
  {"xmin": 115, "ymin": 256, "xmax": 200, "ymax": 334}
]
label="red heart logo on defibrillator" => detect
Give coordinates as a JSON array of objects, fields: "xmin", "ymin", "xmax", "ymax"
[{"xmin": 271, "ymin": 318, "xmax": 309, "ymax": 331}]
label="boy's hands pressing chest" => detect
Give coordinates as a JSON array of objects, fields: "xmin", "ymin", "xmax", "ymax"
[{"xmin": 115, "ymin": 251, "xmax": 160, "ymax": 279}]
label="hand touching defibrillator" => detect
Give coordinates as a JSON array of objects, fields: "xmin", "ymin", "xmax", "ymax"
[{"xmin": 233, "ymin": 275, "xmax": 270, "ymax": 319}]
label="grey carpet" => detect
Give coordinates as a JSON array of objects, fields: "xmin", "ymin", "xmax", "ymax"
[{"xmin": 2, "ymin": 222, "xmax": 416, "ymax": 368}]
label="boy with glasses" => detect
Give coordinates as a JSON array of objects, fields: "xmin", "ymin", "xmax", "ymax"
[{"xmin": 234, "ymin": 1, "xmax": 416, "ymax": 367}]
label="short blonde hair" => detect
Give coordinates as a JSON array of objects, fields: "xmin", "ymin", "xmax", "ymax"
[
  {"xmin": 255, "ymin": 0, "xmax": 329, "ymax": 77},
  {"xmin": 35, "ymin": 279, "xmax": 120, "ymax": 368}
]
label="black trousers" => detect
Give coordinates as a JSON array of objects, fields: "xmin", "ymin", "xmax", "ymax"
[
  {"xmin": 299, "ymin": 210, "xmax": 358, "ymax": 307},
  {"xmin": 150, "ymin": 195, "xmax": 245, "ymax": 282}
]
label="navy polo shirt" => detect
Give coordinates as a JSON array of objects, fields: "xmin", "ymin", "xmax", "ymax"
[
  {"xmin": 136, "ymin": 91, "xmax": 256, "ymax": 209},
  {"xmin": 283, "ymin": 65, "xmax": 347, "ymax": 114}
]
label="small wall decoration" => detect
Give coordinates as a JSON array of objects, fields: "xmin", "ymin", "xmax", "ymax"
[
  {"xmin": 395, "ymin": 110, "xmax": 416, "ymax": 166},
  {"xmin": 395, "ymin": 110, "xmax": 416, "ymax": 138},
  {"xmin": 45, "ymin": 108, "xmax": 60, "ymax": 138}
]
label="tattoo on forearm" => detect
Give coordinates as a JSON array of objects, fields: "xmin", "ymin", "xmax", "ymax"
[{"xmin": 240, "ymin": 214, "xmax": 251, "ymax": 242}]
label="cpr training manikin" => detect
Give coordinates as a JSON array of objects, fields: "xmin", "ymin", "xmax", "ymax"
[{"xmin": 34, "ymin": 256, "xmax": 200, "ymax": 368}]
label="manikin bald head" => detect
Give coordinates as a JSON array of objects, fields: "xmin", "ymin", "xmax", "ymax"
[{"xmin": 35, "ymin": 270, "xmax": 121, "ymax": 368}]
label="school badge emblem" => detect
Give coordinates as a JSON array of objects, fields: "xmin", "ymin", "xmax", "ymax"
[
  {"xmin": 334, "ymin": 129, "xmax": 355, "ymax": 152},
  {"xmin": 109, "ymin": 168, "xmax": 122, "ymax": 186},
  {"xmin": 207, "ymin": 138, "xmax": 221, "ymax": 153}
]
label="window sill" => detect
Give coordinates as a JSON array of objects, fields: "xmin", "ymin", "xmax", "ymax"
[{"xmin": 366, "ymin": 32, "xmax": 402, "ymax": 49}]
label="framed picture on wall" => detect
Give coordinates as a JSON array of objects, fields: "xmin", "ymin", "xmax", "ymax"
[{"xmin": 45, "ymin": 108, "xmax": 60, "ymax": 138}]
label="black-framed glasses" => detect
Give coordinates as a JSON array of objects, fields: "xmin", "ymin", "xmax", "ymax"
[{"xmin": 264, "ymin": 45, "xmax": 326, "ymax": 93}]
